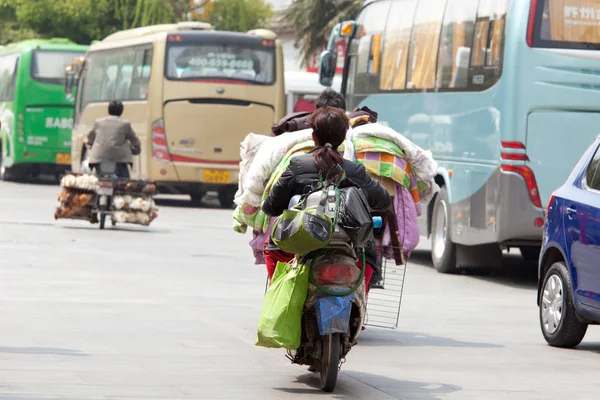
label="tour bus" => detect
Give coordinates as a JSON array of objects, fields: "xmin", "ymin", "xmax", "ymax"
[
  {"xmin": 0, "ymin": 39, "xmax": 88, "ymax": 181},
  {"xmin": 284, "ymin": 70, "xmax": 342, "ymax": 114},
  {"xmin": 66, "ymin": 22, "xmax": 285, "ymax": 207},
  {"xmin": 319, "ymin": 0, "xmax": 600, "ymax": 272}
]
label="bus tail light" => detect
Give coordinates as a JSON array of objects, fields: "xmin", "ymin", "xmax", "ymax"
[
  {"xmin": 527, "ymin": 0, "xmax": 538, "ymax": 47},
  {"xmin": 501, "ymin": 164, "xmax": 542, "ymax": 208},
  {"xmin": 151, "ymin": 119, "xmax": 171, "ymax": 163},
  {"xmin": 501, "ymin": 152, "xmax": 529, "ymax": 161}
]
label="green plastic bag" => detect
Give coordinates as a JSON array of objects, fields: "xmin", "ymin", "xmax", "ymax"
[{"xmin": 256, "ymin": 260, "xmax": 309, "ymax": 350}]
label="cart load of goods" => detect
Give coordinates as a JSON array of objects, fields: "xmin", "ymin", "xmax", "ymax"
[{"xmin": 54, "ymin": 173, "xmax": 159, "ymax": 226}]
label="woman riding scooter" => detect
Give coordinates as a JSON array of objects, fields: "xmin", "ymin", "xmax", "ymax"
[
  {"xmin": 86, "ymin": 101, "xmax": 141, "ymax": 178},
  {"xmin": 262, "ymin": 106, "xmax": 392, "ymax": 291}
]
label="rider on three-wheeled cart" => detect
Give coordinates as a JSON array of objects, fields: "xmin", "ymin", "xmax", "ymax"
[{"xmin": 54, "ymin": 101, "xmax": 158, "ymax": 229}]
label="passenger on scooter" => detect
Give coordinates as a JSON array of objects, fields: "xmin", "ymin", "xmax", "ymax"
[
  {"xmin": 87, "ymin": 101, "xmax": 141, "ymax": 178},
  {"xmin": 271, "ymin": 88, "xmax": 346, "ymax": 136},
  {"xmin": 262, "ymin": 106, "xmax": 392, "ymax": 290}
]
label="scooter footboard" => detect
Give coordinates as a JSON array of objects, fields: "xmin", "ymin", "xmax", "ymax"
[{"xmin": 314, "ymin": 295, "xmax": 354, "ymax": 336}]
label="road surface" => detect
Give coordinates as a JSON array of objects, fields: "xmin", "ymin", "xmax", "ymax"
[{"xmin": 0, "ymin": 180, "xmax": 598, "ymax": 399}]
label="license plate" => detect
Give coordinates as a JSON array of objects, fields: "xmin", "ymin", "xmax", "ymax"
[
  {"xmin": 56, "ymin": 153, "xmax": 71, "ymax": 165},
  {"xmin": 97, "ymin": 187, "xmax": 113, "ymax": 196},
  {"xmin": 204, "ymin": 169, "xmax": 230, "ymax": 184}
]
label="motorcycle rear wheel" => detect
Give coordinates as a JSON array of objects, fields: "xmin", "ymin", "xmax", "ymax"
[{"xmin": 320, "ymin": 333, "xmax": 341, "ymax": 392}]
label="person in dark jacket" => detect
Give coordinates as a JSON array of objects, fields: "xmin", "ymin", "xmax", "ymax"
[
  {"xmin": 263, "ymin": 106, "xmax": 390, "ymax": 216},
  {"xmin": 271, "ymin": 88, "xmax": 347, "ymax": 136},
  {"xmin": 262, "ymin": 107, "xmax": 392, "ymax": 296}
]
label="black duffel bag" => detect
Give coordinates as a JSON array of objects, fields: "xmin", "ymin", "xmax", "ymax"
[{"xmin": 337, "ymin": 186, "xmax": 373, "ymax": 248}]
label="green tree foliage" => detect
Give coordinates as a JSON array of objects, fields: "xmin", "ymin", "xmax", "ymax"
[
  {"xmin": 204, "ymin": 0, "xmax": 273, "ymax": 32},
  {"xmin": 0, "ymin": 0, "xmax": 37, "ymax": 45},
  {"xmin": 283, "ymin": 0, "xmax": 363, "ymax": 64},
  {"xmin": 0, "ymin": 0, "xmax": 184, "ymax": 45}
]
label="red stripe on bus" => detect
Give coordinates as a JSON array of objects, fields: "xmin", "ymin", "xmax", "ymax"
[{"xmin": 170, "ymin": 154, "xmax": 239, "ymax": 165}]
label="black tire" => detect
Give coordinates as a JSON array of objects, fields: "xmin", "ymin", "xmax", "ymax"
[
  {"xmin": 431, "ymin": 187, "xmax": 457, "ymax": 273},
  {"xmin": 99, "ymin": 214, "xmax": 106, "ymax": 230},
  {"xmin": 539, "ymin": 261, "xmax": 587, "ymax": 348},
  {"xmin": 218, "ymin": 187, "xmax": 235, "ymax": 209},
  {"xmin": 0, "ymin": 156, "xmax": 26, "ymax": 182},
  {"xmin": 520, "ymin": 246, "xmax": 541, "ymax": 262},
  {"xmin": 190, "ymin": 192, "xmax": 203, "ymax": 205},
  {"xmin": 320, "ymin": 333, "xmax": 341, "ymax": 393}
]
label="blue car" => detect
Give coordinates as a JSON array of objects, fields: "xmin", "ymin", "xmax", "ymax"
[{"xmin": 538, "ymin": 135, "xmax": 600, "ymax": 347}]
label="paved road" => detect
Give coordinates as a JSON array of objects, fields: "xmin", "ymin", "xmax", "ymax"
[{"xmin": 0, "ymin": 180, "xmax": 598, "ymax": 400}]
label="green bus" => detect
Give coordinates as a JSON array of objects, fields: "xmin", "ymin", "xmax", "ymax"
[{"xmin": 0, "ymin": 39, "xmax": 88, "ymax": 181}]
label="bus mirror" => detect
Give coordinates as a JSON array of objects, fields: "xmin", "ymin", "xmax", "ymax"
[
  {"xmin": 318, "ymin": 50, "xmax": 337, "ymax": 87},
  {"xmin": 64, "ymin": 70, "xmax": 75, "ymax": 95}
]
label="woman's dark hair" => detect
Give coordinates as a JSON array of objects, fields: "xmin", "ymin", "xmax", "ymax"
[
  {"xmin": 309, "ymin": 106, "xmax": 349, "ymax": 183},
  {"xmin": 108, "ymin": 101, "xmax": 124, "ymax": 117}
]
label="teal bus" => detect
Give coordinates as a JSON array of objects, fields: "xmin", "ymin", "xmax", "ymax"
[
  {"xmin": 0, "ymin": 39, "xmax": 88, "ymax": 181},
  {"xmin": 319, "ymin": 0, "xmax": 600, "ymax": 272}
]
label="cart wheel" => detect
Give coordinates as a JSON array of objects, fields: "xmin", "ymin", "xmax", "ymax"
[{"xmin": 99, "ymin": 214, "xmax": 106, "ymax": 230}]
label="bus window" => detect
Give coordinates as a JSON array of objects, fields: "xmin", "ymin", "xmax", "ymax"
[
  {"xmin": 130, "ymin": 48, "xmax": 152, "ymax": 100},
  {"xmin": 0, "ymin": 54, "xmax": 19, "ymax": 101},
  {"xmin": 436, "ymin": 0, "xmax": 478, "ymax": 89},
  {"xmin": 80, "ymin": 46, "xmax": 148, "ymax": 108},
  {"xmin": 114, "ymin": 51, "xmax": 136, "ymax": 100},
  {"xmin": 535, "ymin": 0, "xmax": 600, "ymax": 49},
  {"xmin": 406, "ymin": 0, "xmax": 447, "ymax": 90},
  {"xmin": 165, "ymin": 41, "xmax": 275, "ymax": 85},
  {"xmin": 380, "ymin": 0, "xmax": 418, "ymax": 91},
  {"xmin": 31, "ymin": 50, "xmax": 83, "ymax": 85},
  {"xmin": 346, "ymin": 0, "xmax": 391, "ymax": 103},
  {"xmin": 469, "ymin": 0, "xmax": 508, "ymax": 89}
]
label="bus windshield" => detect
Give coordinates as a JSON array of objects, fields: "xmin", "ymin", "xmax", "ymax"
[
  {"xmin": 31, "ymin": 50, "xmax": 85, "ymax": 84},
  {"xmin": 536, "ymin": 0, "xmax": 600, "ymax": 49},
  {"xmin": 165, "ymin": 40, "xmax": 275, "ymax": 85}
]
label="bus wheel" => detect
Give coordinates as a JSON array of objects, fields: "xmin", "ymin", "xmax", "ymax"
[
  {"xmin": 0, "ymin": 158, "xmax": 26, "ymax": 182},
  {"xmin": 431, "ymin": 187, "xmax": 457, "ymax": 274},
  {"xmin": 190, "ymin": 192, "xmax": 204, "ymax": 205},
  {"xmin": 218, "ymin": 187, "xmax": 235, "ymax": 209}
]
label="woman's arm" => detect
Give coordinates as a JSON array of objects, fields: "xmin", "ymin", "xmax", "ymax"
[{"xmin": 262, "ymin": 161, "xmax": 298, "ymax": 217}]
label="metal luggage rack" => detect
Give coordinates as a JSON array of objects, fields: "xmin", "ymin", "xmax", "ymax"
[{"xmin": 364, "ymin": 254, "xmax": 408, "ymax": 330}]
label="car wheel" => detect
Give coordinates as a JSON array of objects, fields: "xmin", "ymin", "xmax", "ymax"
[
  {"xmin": 520, "ymin": 246, "xmax": 541, "ymax": 261},
  {"xmin": 431, "ymin": 187, "xmax": 457, "ymax": 273},
  {"xmin": 540, "ymin": 261, "xmax": 587, "ymax": 348}
]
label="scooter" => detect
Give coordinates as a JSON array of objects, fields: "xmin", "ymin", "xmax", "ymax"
[{"xmin": 286, "ymin": 195, "xmax": 383, "ymax": 392}]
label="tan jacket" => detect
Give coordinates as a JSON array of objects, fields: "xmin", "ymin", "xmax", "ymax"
[{"xmin": 87, "ymin": 116, "xmax": 141, "ymax": 164}]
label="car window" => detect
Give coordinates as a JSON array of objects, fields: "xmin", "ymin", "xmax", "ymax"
[{"xmin": 585, "ymin": 144, "xmax": 600, "ymax": 191}]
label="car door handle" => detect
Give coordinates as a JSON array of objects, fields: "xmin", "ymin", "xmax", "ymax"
[{"xmin": 566, "ymin": 207, "xmax": 577, "ymax": 218}]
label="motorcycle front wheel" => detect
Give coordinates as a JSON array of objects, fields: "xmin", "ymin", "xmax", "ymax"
[{"xmin": 320, "ymin": 333, "xmax": 341, "ymax": 392}]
